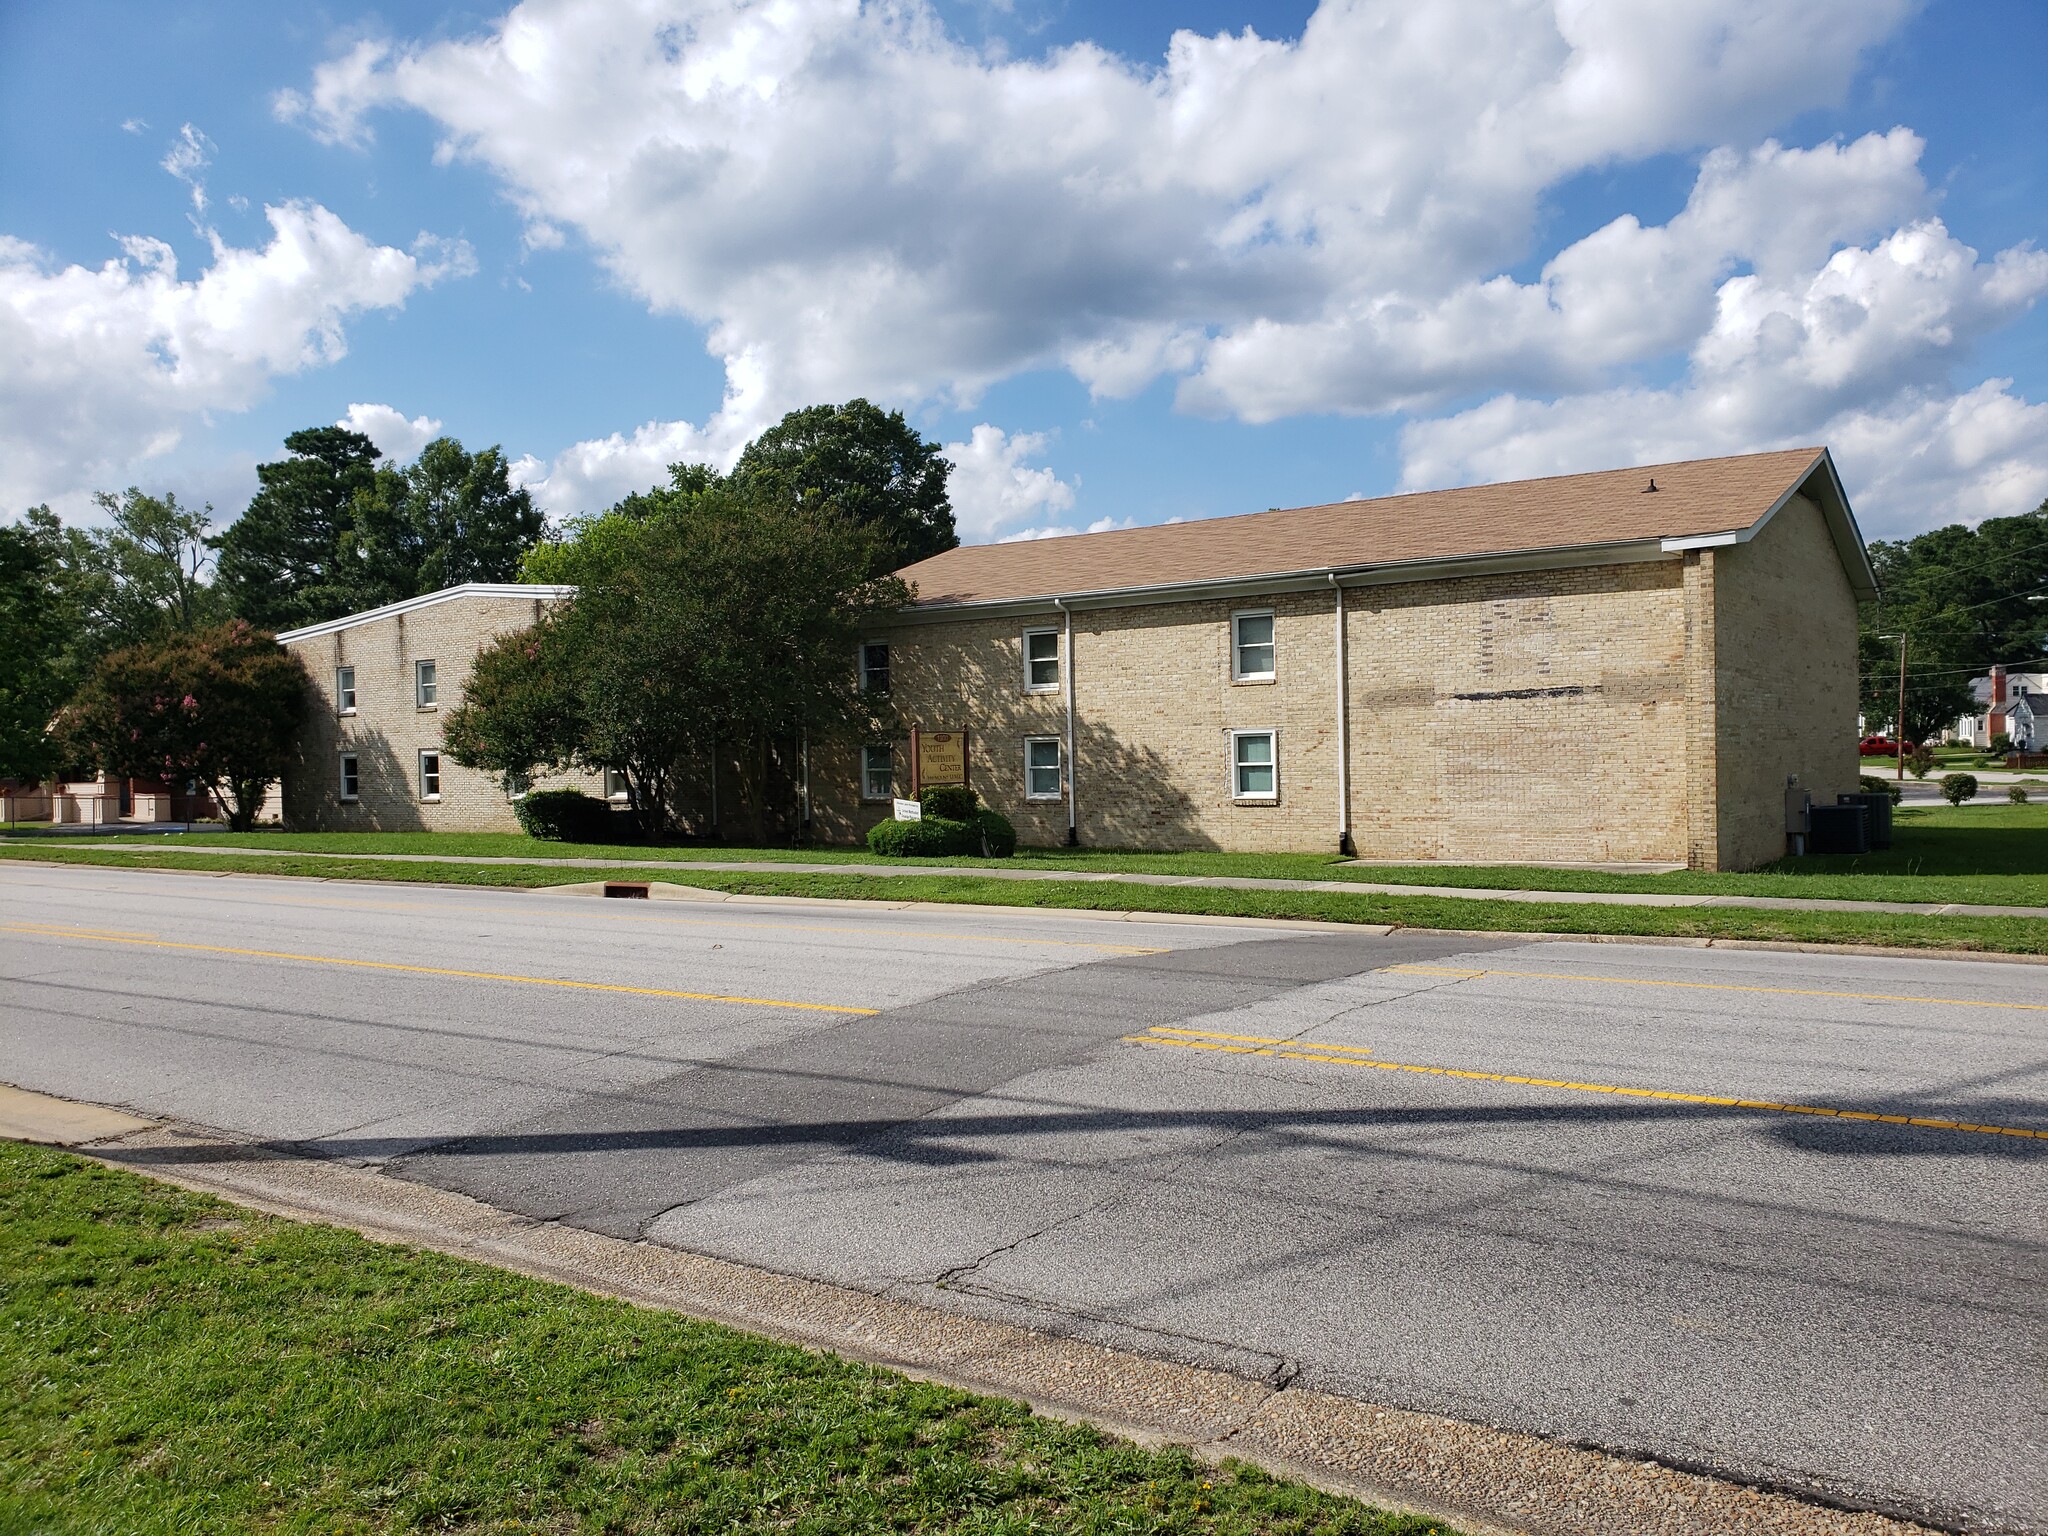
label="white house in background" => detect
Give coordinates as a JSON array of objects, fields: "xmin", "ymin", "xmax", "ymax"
[{"xmin": 1953, "ymin": 665, "xmax": 2048, "ymax": 747}]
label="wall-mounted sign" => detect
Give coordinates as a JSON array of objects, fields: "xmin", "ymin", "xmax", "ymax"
[
  {"xmin": 892, "ymin": 798, "xmax": 922, "ymax": 822},
  {"xmin": 912, "ymin": 728, "xmax": 968, "ymax": 789}
]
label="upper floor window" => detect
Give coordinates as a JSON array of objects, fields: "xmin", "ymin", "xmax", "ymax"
[
  {"xmin": 335, "ymin": 666, "xmax": 356, "ymax": 715},
  {"xmin": 860, "ymin": 642, "xmax": 890, "ymax": 695},
  {"xmin": 1024, "ymin": 628, "xmax": 1060, "ymax": 693},
  {"xmin": 415, "ymin": 659, "xmax": 439, "ymax": 708},
  {"xmin": 862, "ymin": 744, "xmax": 895, "ymax": 802},
  {"xmin": 1232, "ymin": 611, "xmax": 1275, "ymax": 682}
]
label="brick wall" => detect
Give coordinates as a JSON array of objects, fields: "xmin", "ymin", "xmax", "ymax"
[
  {"xmin": 1347, "ymin": 560, "xmax": 1689, "ymax": 864},
  {"xmin": 284, "ymin": 592, "xmax": 602, "ymax": 833},
  {"xmin": 818, "ymin": 559, "xmax": 1702, "ymax": 861},
  {"xmin": 1709, "ymin": 493, "xmax": 1860, "ymax": 870}
]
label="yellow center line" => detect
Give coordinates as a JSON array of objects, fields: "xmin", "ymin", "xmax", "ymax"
[
  {"xmin": 7, "ymin": 921, "xmax": 160, "ymax": 940},
  {"xmin": 1148, "ymin": 1024, "xmax": 1377, "ymax": 1054},
  {"xmin": 1382, "ymin": 964, "xmax": 2048, "ymax": 1013},
  {"xmin": 1124, "ymin": 1028, "xmax": 2043, "ymax": 1140},
  {"xmin": 1, "ymin": 924, "xmax": 877, "ymax": 1016}
]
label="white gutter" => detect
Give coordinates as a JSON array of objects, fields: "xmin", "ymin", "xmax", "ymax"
[
  {"xmin": 1329, "ymin": 573, "xmax": 1353, "ymax": 856},
  {"xmin": 1053, "ymin": 597, "xmax": 1078, "ymax": 846}
]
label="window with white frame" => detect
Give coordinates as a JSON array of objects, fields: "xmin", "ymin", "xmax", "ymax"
[
  {"xmin": 604, "ymin": 768, "xmax": 629, "ymax": 801},
  {"xmin": 1025, "ymin": 737, "xmax": 1063, "ymax": 800},
  {"xmin": 1232, "ymin": 611, "xmax": 1275, "ymax": 681},
  {"xmin": 1231, "ymin": 729, "xmax": 1277, "ymax": 800},
  {"xmin": 418, "ymin": 750, "xmax": 442, "ymax": 801},
  {"xmin": 1023, "ymin": 628, "xmax": 1060, "ymax": 693},
  {"xmin": 859, "ymin": 642, "xmax": 890, "ymax": 694},
  {"xmin": 335, "ymin": 665, "xmax": 356, "ymax": 714},
  {"xmin": 338, "ymin": 753, "xmax": 360, "ymax": 802},
  {"xmin": 415, "ymin": 659, "xmax": 438, "ymax": 707},
  {"xmin": 862, "ymin": 744, "xmax": 895, "ymax": 802}
]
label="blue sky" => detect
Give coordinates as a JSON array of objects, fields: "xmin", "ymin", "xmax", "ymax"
[{"xmin": 2, "ymin": 0, "xmax": 2043, "ymax": 544}]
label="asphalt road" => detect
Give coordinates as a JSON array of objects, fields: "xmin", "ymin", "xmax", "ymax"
[{"xmin": 4, "ymin": 863, "xmax": 2044, "ymax": 1534}]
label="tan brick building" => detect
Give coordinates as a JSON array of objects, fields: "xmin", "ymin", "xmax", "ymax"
[
  {"xmin": 278, "ymin": 584, "xmax": 603, "ymax": 832},
  {"xmin": 275, "ymin": 448, "xmax": 1873, "ymax": 871},
  {"xmin": 813, "ymin": 447, "xmax": 1874, "ymax": 871}
]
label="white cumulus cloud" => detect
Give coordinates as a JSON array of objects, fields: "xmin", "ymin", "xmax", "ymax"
[
  {"xmin": 338, "ymin": 402, "xmax": 445, "ymax": 461},
  {"xmin": 942, "ymin": 424, "xmax": 1077, "ymax": 542},
  {"xmin": 280, "ymin": 0, "xmax": 2044, "ymax": 533},
  {"xmin": 0, "ymin": 205, "xmax": 474, "ymax": 514}
]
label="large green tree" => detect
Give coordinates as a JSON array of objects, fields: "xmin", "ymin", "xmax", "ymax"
[
  {"xmin": 448, "ymin": 481, "xmax": 908, "ymax": 839},
  {"xmin": 213, "ymin": 427, "xmax": 381, "ymax": 630},
  {"xmin": 1859, "ymin": 499, "xmax": 2048, "ymax": 740},
  {"xmin": 342, "ymin": 437, "xmax": 544, "ymax": 609},
  {"xmin": 733, "ymin": 399, "xmax": 957, "ymax": 574},
  {"xmin": 57, "ymin": 622, "xmax": 308, "ymax": 831},
  {"xmin": 0, "ymin": 519, "xmax": 72, "ymax": 784}
]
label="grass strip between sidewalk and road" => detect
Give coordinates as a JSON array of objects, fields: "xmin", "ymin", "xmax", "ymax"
[
  {"xmin": 18, "ymin": 801, "xmax": 2048, "ymax": 907},
  {"xmin": 6, "ymin": 843, "xmax": 2046, "ymax": 954},
  {"xmin": 0, "ymin": 1140, "xmax": 1452, "ymax": 1536}
]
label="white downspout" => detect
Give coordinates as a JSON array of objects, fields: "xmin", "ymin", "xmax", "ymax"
[
  {"xmin": 1054, "ymin": 597, "xmax": 1078, "ymax": 846},
  {"xmin": 1329, "ymin": 572, "xmax": 1354, "ymax": 857}
]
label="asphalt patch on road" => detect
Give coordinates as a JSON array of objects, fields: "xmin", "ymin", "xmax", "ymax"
[{"xmin": 387, "ymin": 930, "xmax": 1522, "ymax": 1238}]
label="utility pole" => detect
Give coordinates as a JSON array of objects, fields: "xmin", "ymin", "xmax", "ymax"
[{"xmin": 1895, "ymin": 633, "xmax": 1908, "ymax": 783}]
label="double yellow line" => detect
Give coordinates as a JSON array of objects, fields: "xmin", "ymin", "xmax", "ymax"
[
  {"xmin": 2, "ymin": 923, "xmax": 876, "ymax": 1016},
  {"xmin": 1125, "ymin": 1025, "xmax": 2044, "ymax": 1141}
]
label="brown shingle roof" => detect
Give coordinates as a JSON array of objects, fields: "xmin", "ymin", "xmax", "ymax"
[{"xmin": 899, "ymin": 447, "xmax": 1838, "ymax": 607}]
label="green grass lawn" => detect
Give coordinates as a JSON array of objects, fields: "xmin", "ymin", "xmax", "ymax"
[
  {"xmin": 15, "ymin": 802, "xmax": 2048, "ymax": 906},
  {"xmin": 6, "ymin": 842, "xmax": 2046, "ymax": 953},
  {"xmin": 0, "ymin": 1141, "xmax": 1449, "ymax": 1536}
]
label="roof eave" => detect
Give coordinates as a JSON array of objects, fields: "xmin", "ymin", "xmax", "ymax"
[
  {"xmin": 275, "ymin": 583, "xmax": 577, "ymax": 644},
  {"xmin": 893, "ymin": 536, "xmax": 1677, "ymax": 623}
]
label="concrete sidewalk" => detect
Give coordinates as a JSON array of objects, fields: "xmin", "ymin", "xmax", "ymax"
[
  {"xmin": 0, "ymin": 1082, "xmax": 1937, "ymax": 1536},
  {"xmin": 17, "ymin": 839, "xmax": 2048, "ymax": 921}
]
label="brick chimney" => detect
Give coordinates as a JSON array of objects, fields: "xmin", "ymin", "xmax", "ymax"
[{"xmin": 1992, "ymin": 664, "xmax": 2007, "ymax": 705}]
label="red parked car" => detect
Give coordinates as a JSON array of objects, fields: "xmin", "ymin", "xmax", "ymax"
[{"xmin": 1858, "ymin": 735, "xmax": 1915, "ymax": 756}]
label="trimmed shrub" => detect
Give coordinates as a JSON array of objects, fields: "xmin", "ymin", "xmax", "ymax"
[
  {"xmin": 2009, "ymin": 784, "xmax": 2029, "ymax": 804},
  {"xmin": 1940, "ymin": 772, "xmax": 1978, "ymax": 806},
  {"xmin": 516, "ymin": 787, "xmax": 612, "ymax": 841},
  {"xmin": 866, "ymin": 814, "xmax": 974, "ymax": 857},
  {"xmin": 917, "ymin": 783, "xmax": 977, "ymax": 821},
  {"xmin": 971, "ymin": 808, "xmax": 1017, "ymax": 858},
  {"xmin": 1858, "ymin": 774, "xmax": 1904, "ymax": 805},
  {"xmin": 1990, "ymin": 733, "xmax": 2013, "ymax": 756}
]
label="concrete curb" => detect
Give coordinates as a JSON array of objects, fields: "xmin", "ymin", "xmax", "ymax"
[
  {"xmin": 10, "ymin": 853, "xmax": 2046, "ymax": 962},
  {"xmin": 2, "ymin": 1084, "xmax": 1944, "ymax": 1536}
]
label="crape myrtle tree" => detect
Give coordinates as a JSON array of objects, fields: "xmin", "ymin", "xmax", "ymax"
[
  {"xmin": 1858, "ymin": 499, "xmax": 2048, "ymax": 742},
  {"xmin": 58, "ymin": 622, "xmax": 309, "ymax": 831},
  {"xmin": 448, "ymin": 480, "xmax": 909, "ymax": 840}
]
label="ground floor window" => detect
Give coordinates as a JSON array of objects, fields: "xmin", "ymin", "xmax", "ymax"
[
  {"xmin": 862, "ymin": 744, "xmax": 894, "ymax": 802},
  {"xmin": 338, "ymin": 753, "xmax": 359, "ymax": 802},
  {"xmin": 418, "ymin": 750, "xmax": 442, "ymax": 801},
  {"xmin": 1025, "ymin": 737, "xmax": 1062, "ymax": 800},
  {"xmin": 1231, "ymin": 729, "xmax": 1277, "ymax": 800},
  {"xmin": 604, "ymin": 768, "xmax": 629, "ymax": 801}
]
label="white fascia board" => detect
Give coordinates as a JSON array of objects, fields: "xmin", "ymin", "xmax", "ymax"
[
  {"xmin": 891, "ymin": 539, "xmax": 1673, "ymax": 626},
  {"xmin": 1656, "ymin": 450, "xmax": 1879, "ymax": 601},
  {"xmin": 276, "ymin": 583, "xmax": 577, "ymax": 644}
]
